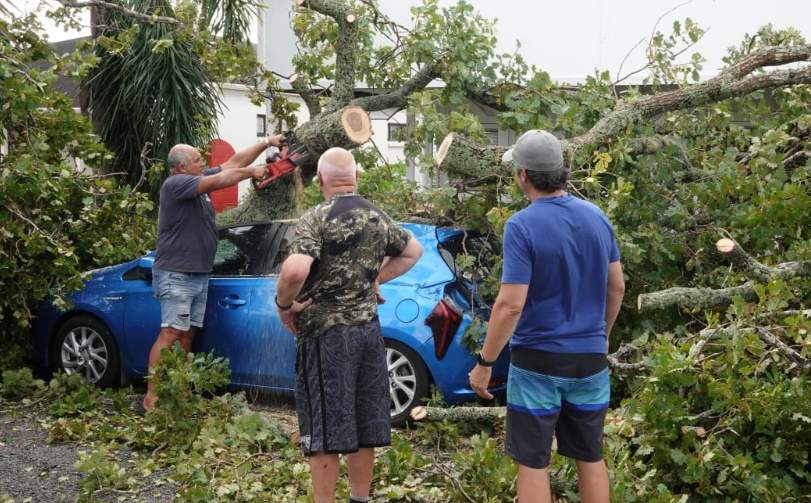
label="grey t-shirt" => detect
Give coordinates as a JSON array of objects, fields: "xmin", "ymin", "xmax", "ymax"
[{"xmin": 153, "ymin": 167, "xmax": 222, "ymax": 273}]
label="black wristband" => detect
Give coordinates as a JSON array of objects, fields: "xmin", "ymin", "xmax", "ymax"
[
  {"xmin": 476, "ymin": 352, "xmax": 496, "ymax": 367},
  {"xmin": 275, "ymin": 296, "xmax": 293, "ymax": 311}
]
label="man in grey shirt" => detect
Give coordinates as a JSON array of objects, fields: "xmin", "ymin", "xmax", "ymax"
[{"xmin": 142, "ymin": 135, "xmax": 284, "ymax": 412}]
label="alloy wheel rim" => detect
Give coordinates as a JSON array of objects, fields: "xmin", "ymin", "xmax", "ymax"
[
  {"xmin": 387, "ymin": 347, "xmax": 417, "ymax": 416},
  {"xmin": 61, "ymin": 326, "xmax": 109, "ymax": 383}
]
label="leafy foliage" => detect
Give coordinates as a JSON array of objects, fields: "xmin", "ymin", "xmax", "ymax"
[
  {"xmin": 3, "ymin": 1, "xmax": 811, "ymax": 500},
  {"xmin": 0, "ymin": 17, "xmax": 155, "ymax": 370},
  {"xmin": 0, "ymin": 361, "xmax": 518, "ymax": 502},
  {"xmin": 87, "ymin": 0, "xmax": 225, "ymax": 198}
]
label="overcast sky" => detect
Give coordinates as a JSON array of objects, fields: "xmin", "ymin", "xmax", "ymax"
[
  {"xmin": 21, "ymin": 0, "xmax": 811, "ymax": 82},
  {"xmin": 379, "ymin": 0, "xmax": 811, "ymax": 82}
]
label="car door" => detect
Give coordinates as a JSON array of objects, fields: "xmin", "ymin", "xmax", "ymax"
[
  {"xmin": 120, "ymin": 254, "xmax": 162, "ymax": 376},
  {"xmin": 236, "ymin": 222, "xmax": 298, "ymax": 391},
  {"xmin": 193, "ymin": 223, "xmax": 277, "ymax": 386},
  {"xmin": 192, "ymin": 222, "xmax": 302, "ymax": 393}
]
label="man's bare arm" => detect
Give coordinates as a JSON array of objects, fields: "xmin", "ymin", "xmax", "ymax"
[
  {"xmin": 377, "ymin": 237, "xmax": 423, "ymax": 285},
  {"xmin": 196, "ymin": 165, "xmax": 266, "ymax": 195},
  {"xmin": 604, "ymin": 260, "xmax": 625, "ymax": 340},
  {"xmin": 220, "ymin": 134, "xmax": 284, "ymax": 171}
]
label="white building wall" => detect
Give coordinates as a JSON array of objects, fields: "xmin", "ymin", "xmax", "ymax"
[
  {"xmin": 367, "ymin": 109, "xmax": 407, "ymax": 164},
  {"xmin": 215, "ymin": 84, "xmax": 270, "ymax": 200}
]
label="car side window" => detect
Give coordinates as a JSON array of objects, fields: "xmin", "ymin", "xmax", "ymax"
[
  {"xmin": 438, "ymin": 232, "xmax": 498, "ymax": 283},
  {"xmin": 269, "ymin": 224, "xmax": 297, "ymax": 275},
  {"xmin": 211, "ymin": 224, "xmax": 274, "ymax": 276}
]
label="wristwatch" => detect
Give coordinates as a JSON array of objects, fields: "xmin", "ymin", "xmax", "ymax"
[{"xmin": 476, "ymin": 352, "xmax": 496, "ymax": 367}]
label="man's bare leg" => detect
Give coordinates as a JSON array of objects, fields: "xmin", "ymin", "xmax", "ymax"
[
  {"xmin": 516, "ymin": 463, "xmax": 553, "ymax": 503},
  {"xmin": 576, "ymin": 459, "xmax": 609, "ymax": 503},
  {"xmin": 142, "ymin": 326, "xmax": 195, "ymax": 411},
  {"xmin": 346, "ymin": 447, "xmax": 375, "ymax": 499},
  {"xmin": 309, "ymin": 452, "xmax": 340, "ymax": 503}
]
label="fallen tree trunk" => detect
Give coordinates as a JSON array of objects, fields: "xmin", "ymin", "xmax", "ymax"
[
  {"xmin": 435, "ymin": 133, "xmax": 515, "ymax": 183},
  {"xmin": 638, "ymin": 237, "xmax": 811, "ymax": 312},
  {"xmin": 217, "ymin": 106, "xmax": 371, "ymax": 225},
  {"xmin": 437, "ymin": 45, "xmax": 811, "ymax": 183},
  {"xmin": 435, "ymin": 132, "xmax": 684, "ymax": 183},
  {"xmin": 410, "ymin": 405, "xmax": 505, "ymax": 423}
]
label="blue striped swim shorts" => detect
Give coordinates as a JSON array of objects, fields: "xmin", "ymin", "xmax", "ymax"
[{"xmin": 505, "ymin": 361, "xmax": 609, "ymax": 468}]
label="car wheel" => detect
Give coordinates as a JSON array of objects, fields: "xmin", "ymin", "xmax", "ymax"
[
  {"xmin": 385, "ymin": 339, "xmax": 429, "ymax": 427},
  {"xmin": 52, "ymin": 315, "xmax": 121, "ymax": 388}
]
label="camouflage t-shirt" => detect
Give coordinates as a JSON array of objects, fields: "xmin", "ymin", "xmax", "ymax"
[{"xmin": 291, "ymin": 192, "xmax": 412, "ymax": 343}]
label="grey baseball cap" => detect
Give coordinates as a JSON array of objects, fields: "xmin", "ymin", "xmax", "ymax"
[{"xmin": 502, "ymin": 130, "xmax": 564, "ymax": 172}]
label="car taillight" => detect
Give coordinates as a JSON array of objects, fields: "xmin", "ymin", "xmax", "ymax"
[{"xmin": 424, "ymin": 297, "xmax": 462, "ymax": 360}]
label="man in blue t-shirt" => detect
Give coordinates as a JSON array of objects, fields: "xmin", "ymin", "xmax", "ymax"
[
  {"xmin": 142, "ymin": 135, "xmax": 284, "ymax": 412},
  {"xmin": 469, "ymin": 130, "xmax": 625, "ymax": 503}
]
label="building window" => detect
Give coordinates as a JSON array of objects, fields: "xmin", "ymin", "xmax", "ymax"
[
  {"xmin": 388, "ymin": 123, "xmax": 406, "ymax": 142},
  {"xmin": 484, "ymin": 125, "xmax": 499, "ymax": 145},
  {"xmin": 256, "ymin": 115, "xmax": 266, "ymax": 137}
]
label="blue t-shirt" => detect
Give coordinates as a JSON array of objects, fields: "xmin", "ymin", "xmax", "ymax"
[
  {"xmin": 153, "ymin": 167, "xmax": 222, "ymax": 273},
  {"xmin": 501, "ymin": 194, "xmax": 620, "ymax": 354}
]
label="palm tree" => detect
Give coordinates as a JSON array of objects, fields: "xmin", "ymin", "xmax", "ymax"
[{"xmin": 85, "ymin": 0, "xmax": 260, "ymax": 197}]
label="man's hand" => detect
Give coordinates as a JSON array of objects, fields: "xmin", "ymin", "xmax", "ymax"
[
  {"xmin": 250, "ymin": 165, "xmax": 268, "ymax": 181},
  {"xmin": 469, "ymin": 364, "xmax": 494, "ymax": 400},
  {"xmin": 279, "ymin": 298, "xmax": 313, "ymax": 334},
  {"xmin": 374, "ymin": 280, "xmax": 386, "ymax": 304},
  {"xmin": 267, "ymin": 134, "xmax": 286, "ymax": 148}
]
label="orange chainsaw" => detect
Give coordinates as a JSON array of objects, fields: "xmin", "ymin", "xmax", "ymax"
[{"xmin": 253, "ymin": 133, "xmax": 311, "ymax": 191}]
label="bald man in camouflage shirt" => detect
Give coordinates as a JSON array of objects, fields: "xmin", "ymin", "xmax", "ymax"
[{"xmin": 275, "ymin": 147, "xmax": 423, "ymax": 503}]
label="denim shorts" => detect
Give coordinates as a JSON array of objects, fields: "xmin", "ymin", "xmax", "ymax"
[{"xmin": 152, "ymin": 268, "xmax": 209, "ymax": 331}]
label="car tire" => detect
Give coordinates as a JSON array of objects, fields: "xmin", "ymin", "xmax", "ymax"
[
  {"xmin": 385, "ymin": 339, "xmax": 429, "ymax": 427},
  {"xmin": 52, "ymin": 315, "xmax": 121, "ymax": 388}
]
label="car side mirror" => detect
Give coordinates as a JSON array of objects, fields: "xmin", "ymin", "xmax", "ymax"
[{"xmin": 138, "ymin": 256, "xmax": 154, "ymax": 280}]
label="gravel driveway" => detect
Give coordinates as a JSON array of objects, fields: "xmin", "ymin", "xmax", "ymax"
[
  {"xmin": 0, "ymin": 409, "xmax": 178, "ymax": 503},
  {"xmin": 1, "ymin": 410, "xmax": 88, "ymax": 502},
  {"xmin": 0, "ymin": 394, "xmax": 299, "ymax": 503}
]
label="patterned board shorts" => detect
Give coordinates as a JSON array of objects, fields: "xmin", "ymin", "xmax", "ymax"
[
  {"xmin": 294, "ymin": 322, "xmax": 391, "ymax": 456},
  {"xmin": 505, "ymin": 363, "xmax": 610, "ymax": 469}
]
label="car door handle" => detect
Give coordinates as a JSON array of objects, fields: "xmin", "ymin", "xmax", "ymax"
[{"xmin": 218, "ymin": 296, "xmax": 247, "ymax": 307}]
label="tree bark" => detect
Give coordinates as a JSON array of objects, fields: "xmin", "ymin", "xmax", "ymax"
[
  {"xmin": 637, "ymin": 284, "xmax": 759, "ymax": 313},
  {"xmin": 715, "ymin": 237, "xmax": 811, "ymax": 283},
  {"xmin": 410, "ymin": 405, "xmax": 506, "ymax": 423},
  {"xmin": 297, "ymin": 0, "xmax": 359, "ymax": 114},
  {"xmin": 435, "ymin": 133, "xmax": 515, "ymax": 184},
  {"xmin": 638, "ymin": 238, "xmax": 811, "ymax": 313},
  {"xmin": 217, "ymin": 105, "xmax": 371, "ymax": 224}
]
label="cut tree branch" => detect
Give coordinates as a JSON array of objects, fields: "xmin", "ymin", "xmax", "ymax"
[
  {"xmin": 297, "ymin": 0, "xmax": 359, "ymax": 113},
  {"xmin": 637, "ymin": 284, "xmax": 758, "ymax": 312},
  {"xmin": 638, "ymin": 238, "xmax": 811, "ymax": 312},
  {"xmin": 289, "ymin": 73, "xmax": 323, "ymax": 118},
  {"xmin": 714, "ymin": 237, "xmax": 811, "ymax": 283},
  {"xmin": 437, "ymin": 45, "xmax": 811, "ymax": 179}
]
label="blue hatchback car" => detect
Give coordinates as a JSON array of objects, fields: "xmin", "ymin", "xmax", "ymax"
[{"xmin": 30, "ymin": 221, "xmax": 508, "ymax": 424}]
